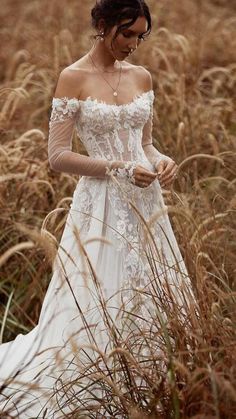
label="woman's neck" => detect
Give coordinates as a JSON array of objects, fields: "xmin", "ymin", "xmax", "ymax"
[{"xmin": 88, "ymin": 42, "xmax": 120, "ymax": 71}]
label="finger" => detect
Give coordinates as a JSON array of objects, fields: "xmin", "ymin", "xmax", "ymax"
[
  {"xmin": 156, "ymin": 160, "xmax": 166, "ymax": 176},
  {"xmin": 136, "ymin": 178, "xmax": 154, "ymax": 189},
  {"xmin": 138, "ymin": 181, "xmax": 148, "ymax": 188},
  {"xmin": 138, "ymin": 165, "xmax": 157, "ymax": 175},
  {"xmin": 136, "ymin": 171, "xmax": 157, "ymax": 181},
  {"xmin": 141, "ymin": 168, "xmax": 158, "ymax": 178},
  {"xmin": 160, "ymin": 175, "xmax": 176, "ymax": 189},
  {"xmin": 160, "ymin": 162, "xmax": 177, "ymax": 179},
  {"xmin": 161, "ymin": 161, "xmax": 176, "ymax": 177},
  {"xmin": 161, "ymin": 166, "xmax": 178, "ymax": 183},
  {"xmin": 137, "ymin": 174, "xmax": 156, "ymax": 187},
  {"xmin": 141, "ymin": 173, "xmax": 158, "ymax": 182}
]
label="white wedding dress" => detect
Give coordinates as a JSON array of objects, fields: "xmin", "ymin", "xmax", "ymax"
[{"xmin": 0, "ymin": 90, "xmax": 194, "ymax": 418}]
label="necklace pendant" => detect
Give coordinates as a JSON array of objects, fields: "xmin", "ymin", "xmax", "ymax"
[{"xmin": 113, "ymin": 91, "xmax": 118, "ymax": 97}]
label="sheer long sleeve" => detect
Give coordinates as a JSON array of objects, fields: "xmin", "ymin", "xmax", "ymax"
[
  {"xmin": 48, "ymin": 97, "xmax": 112, "ymax": 177},
  {"xmin": 142, "ymin": 101, "xmax": 172, "ymax": 170}
]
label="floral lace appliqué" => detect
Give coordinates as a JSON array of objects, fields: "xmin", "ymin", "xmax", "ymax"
[{"xmin": 51, "ymin": 97, "xmax": 80, "ymax": 122}]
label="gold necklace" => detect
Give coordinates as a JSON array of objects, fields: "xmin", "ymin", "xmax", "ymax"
[{"xmin": 89, "ymin": 54, "xmax": 122, "ymax": 97}]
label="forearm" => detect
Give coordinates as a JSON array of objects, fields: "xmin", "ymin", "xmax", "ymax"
[
  {"xmin": 141, "ymin": 99, "xmax": 172, "ymax": 170},
  {"xmin": 49, "ymin": 150, "xmax": 111, "ymax": 178},
  {"xmin": 49, "ymin": 146, "xmax": 135, "ymax": 179},
  {"xmin": 48, "ymin": 113, "xmax": 113, "ymax": 178}
]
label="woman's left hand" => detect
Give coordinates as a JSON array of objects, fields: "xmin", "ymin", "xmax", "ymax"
[{"xmin": 155, "ymin": 158, "xmax": 179, "ymax": 189}]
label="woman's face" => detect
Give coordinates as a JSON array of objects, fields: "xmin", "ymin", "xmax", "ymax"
[{"xmin": 103, "ymin": 16, "xmax": 149, "ymax": 61}]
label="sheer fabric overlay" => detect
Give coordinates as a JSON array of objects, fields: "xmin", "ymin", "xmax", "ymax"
[{"xmin": 0, "ymin": 90, "xmax": 195, "ymax": 418}]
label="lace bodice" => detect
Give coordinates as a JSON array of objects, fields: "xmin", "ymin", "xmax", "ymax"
[
  {"xmin": 73, "ymin": 91, "xmax": 153, "ymax": 163},
  {"xmin": 48, "ymin": 90, "xmax": 170, "ymax": 178}
]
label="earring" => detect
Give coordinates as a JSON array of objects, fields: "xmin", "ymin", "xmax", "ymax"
[{"xmin": 100, "ymin": 31, "xmax": 104, "ymax": 42}]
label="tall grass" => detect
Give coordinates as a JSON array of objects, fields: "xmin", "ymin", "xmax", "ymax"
[{"xmin": 0, "ymin": 0, "xmax": 235, "ymax": 417}]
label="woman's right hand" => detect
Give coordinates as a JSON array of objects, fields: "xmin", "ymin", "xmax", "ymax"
[
  {"xmin": 108, "ymin": 161, "xmax": 157, "ymax": 188},
  {"xmin": 133, "ymin": 164, "xmax": 157, "ymax": 188}
]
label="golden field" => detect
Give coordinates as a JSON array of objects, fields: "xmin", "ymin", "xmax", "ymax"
[{"xmin": 0, "ymin": 0, "xmax": 236, "ymax": 417}]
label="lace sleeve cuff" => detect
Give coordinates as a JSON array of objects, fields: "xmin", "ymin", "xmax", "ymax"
[{"xmin": 105, "ymin": 161, "xmax": 137, "ymax": 184}]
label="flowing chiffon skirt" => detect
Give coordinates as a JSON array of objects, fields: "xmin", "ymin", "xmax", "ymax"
[{"xmin": 0, "ymin": 175, "xmax": 194, "ymax": 418}]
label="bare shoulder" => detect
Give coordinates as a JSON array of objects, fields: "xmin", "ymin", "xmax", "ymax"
[
  {"xmin": 54, "ymin": 57, "xmax": 88, "ymax": 98},
  {"xmin": 123, "ymin": 62, "xmax": 153, "ymax": 91}
]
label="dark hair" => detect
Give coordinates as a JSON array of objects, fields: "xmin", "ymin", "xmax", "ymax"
[{"xmin": 91, "ymin": 0, "xmax": 152, "ymax": 41}]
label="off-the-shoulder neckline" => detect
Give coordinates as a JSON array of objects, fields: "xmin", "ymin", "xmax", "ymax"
[{"xmin": 52, "ymin": 89, "xmax": 154, "ymax": 108}]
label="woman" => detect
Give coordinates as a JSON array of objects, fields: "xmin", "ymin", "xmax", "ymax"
[{"xmin": 0, "ymin": 0, "xmax": 194, "ymax": 417}]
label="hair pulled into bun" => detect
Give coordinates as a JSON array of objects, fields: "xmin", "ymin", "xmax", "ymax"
[{"xmin": 91, "ymin": 0, "xmax": 151, "ymax": 38}]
